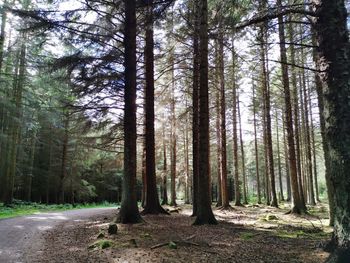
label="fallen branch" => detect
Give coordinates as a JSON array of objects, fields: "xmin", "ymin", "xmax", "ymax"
[{"xmin": 150, "ymin": 240, "xmax": 199, "ymax": 250}]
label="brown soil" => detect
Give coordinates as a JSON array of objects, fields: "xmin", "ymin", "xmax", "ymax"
[{"xmin": 32, "ymin": 204, "xmax": 331, "ymax": 263}]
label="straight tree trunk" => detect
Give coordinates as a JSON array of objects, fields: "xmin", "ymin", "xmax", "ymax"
[
  {"xmin": 312, "ymin": 1, "xmax": 350, "ymax": 260},
  {"xmin": 184, "ymin": 109, "xmax": 190, "ymax": 204},
  {"xmin": 117, "ymin": 0, "xmax": 142, "ymax": 224},
  {"xmin": 277, "ymin": 0, "xmax": 305, "ymax": 214},
  {"xmin": 307, "ymin": 82, "xmax": 319, "ymax": 202},
  {"xmin": 301, "ymin": 56, "xmax": 316, "ymax": 206},
  {"xmin": 259, "ymin": 16, "xmax": 278, "ymax": 207},
  {"xmin": 215, "ymin": 42, "xmax": 222, "ymax": 207},
  {"xmin": 26, "ymin": 130, "xmax": 36, "ymax": 202},
  {"xmin": 193, "ymin": 0, "xmax": 217, "ymax": 225},
  {"xmin": 191, "ymin": 0, "xmax": 200, "ymax": 217},
  {"xmin": 252, "ymin": 83, "xmax": 261, "ymax": 204},
  {"xmin": 232, "ymin": 38, "xmax": 242, "ymax": 207},
  {"xmin": 142, "ymin": 0, "xmax": 167, "ymax": 215},
  {"xmin": 161, "ymin": 123, "xmax": 168, "ymax": 205},
  {"xmin": 218, "ymin": 32, "xmax": 230, "ymax": 208},
  {"xmin": 282, "ymin": 113, "xmax": 292, "ymax": 201},
  {"xmin": 275, "ymin": 109, "xmax": 284, "ymax": 201},
  {"xmin": 58, "ymin": 113, "xmax": 69, "ymax": 204},
  {"xmin": 288, "ymin": 12, "xmax": 307, "ymax": 209},
  {"xmin": 237, "ymin": 94, "xmax": 247, "ymax": 204},
  {"xmin": 170, "ymin": 85, "xmax": 177, "ymax": 207},
  {"xmin": 312, "ymin": 31, "xmax": 335, "ymax": 226}
]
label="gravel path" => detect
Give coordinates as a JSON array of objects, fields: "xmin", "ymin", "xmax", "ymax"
[{"xmin": 0, "ymin": 207, "xmax": 116, "ymax": 263}]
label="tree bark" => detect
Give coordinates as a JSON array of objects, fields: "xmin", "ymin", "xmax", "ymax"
[
  {"xmin": 252, "ymin": 83, "xmax": 261, "ymax": 204},
  {"xmin": 277, "ymin": 0, "xmax": 306, "ymax": 214},
  {"xmin": 193, "ymin": 0, "xmax": 217, "ymax": 225},
  {"xmin": 142, "ymin": 0, "xmax": 167, "ymax": 215},
  {"xmin": 117, "ymin": 0, "xmax": 142, "ymax": 224},
  {"xmin": 191, "ymin": 0, "xmax": 200, "ymax": 217},
  {"xmin": 275, "ymin": 109, "xmax": 284, "ymax": 201},
  {"xmin": 312, "ymin": 0, "xmax": 350, "ymax": 260},
  {"xmin": 232, "ymin": 38, "xmax": 242, "ymax": 207},
  {"xmin": 237, "ymin": 94, "xmax": 247, "ymax": 205}
]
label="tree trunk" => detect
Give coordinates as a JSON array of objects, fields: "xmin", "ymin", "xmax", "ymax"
[
  {"xmin": 161, "ymin": 123, "xmax": 168, "ymax": 205},
  {"xmin": 26, "ymin": 130, "xmax": 36, "ymax": 202},
  {"xmin": 312, "ymin": 31, "xmax": 335, "ymax": 226},
  {"xmin": 193, "ymin": 0, "xmax": 217, "ymax": 225},
  {"xmin": 277, "ymin": 0, "xmax": 305, "ymax": 214},
  {"xmin": 253, "ymin": 83, "xmax": 261, "ymax": 204},
  {"xmin": 117, "ymin": 0, "xmax": 142, "ymax": 224},
  {"xmin": 301, "ymin": 54, "xmax": 316, "ymax": 206},
  {"xmin": 237, "ymin": 94, "xmax": 247, "ymax": 205},
  {"xmin": 58, "ymin": 113, "xmax": 69, "ymax": 204},
  {"xmin": 289, "ymin": 20, "xmax": 306, "ymax": 209},
  {"xmin": 259, "ymin": 12, "xmax": 278, "ymax": 207},
  {"xmin": 191, "ymin": 0, "xmax": 200, "ymax": 217},
  {"xmin": 282, "ymin": 113, "xmax": 292, "ymax": 201},
  {"xmin": 215, "ymin": 41, "xmax": 222, "ymax": 207},
  {"xmin": 308, "ymin": 82, "xmax": 319, "ymax": 203},
  {"xmin": 312, "ymin": 0, "xmax": 350, "ymax": 260},
  {"xmin": 218, "ymin": 32, "xmax": 230, "ymax": 208},
  {"xmin": 142, "ymin": 0, "xmax": 167, "ymax": 215},
  {"xmin": 275, "ymin": 109, "xmax": 284, "ymax": 201},
  {"xmin": 232, "ymin": 38, "xmax": 242, "ymax": 207}
]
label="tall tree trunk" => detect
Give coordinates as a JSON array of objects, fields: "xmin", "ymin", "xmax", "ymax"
[
  {"xmin": 282, "ymin": 113, "xmax": 292, "ymax": 201},
  {"xmin": 232, "ymin": 39, "xmax": 242, "ymax": 207},
  {"xmin": 46, "ymin": 124, "xmax": 53, "ymax": 204},
  {"xmin": 26, "ymin": 130, "xmax": 36, "ymax": 202},
  {"xmin": 215, "ymin": 41, "xmax": 222, "ymax": 207},
  {"xmin": 184, "ymin": 109, "xmax": 190, "ymax": 204},
  {"xmin": 312, "ymin": 0, "xmax": 350, "ymax": 260},
  {"xmin": 237, "ymin": 94, "xmax": 247, "ymax": 204},
  {"xmin": 117, "ymin": 0, "xmax": 142, "ymax": 224},
  {"xmin": 308, "ymin": 83, "xmax": 319, "ymax": 202},
  {"xmin": 252, "ymin": 83, "xmax": 261, "ymax": 204},
  {"xmin": 170, "ymin": 85, "xmax": 177, "ymax": 207},
  {"xmin": 275, "ymin": 109, "xmax": 284, "ymax": 201},
  {"xmin": 301, "ymin": 54, "xmax": 316, "ymax": 206},
  {"xmin": 161, "ymin": 122, "xmax": 168, "ymax": 205},
  {"xmin": 193, "ymin": 0, "xmax": 217, "ymax": 225},
  {"xmin": 259, "ymin": 15, "xmax": 278, "ymax": 207},
  {"xmin": 142, "ymin": 0, "xmax": 167, "ymax": 214},
  {"xmin": 58, "ymin": 113, "xmax": 69, "ymax": 204},
  {"xmin": 312, "ymin": 31, "xmax": 334, "ymax": 226},
  {"xmin": 287, "ymin": 9, "xmax": 307, "ymax": 209},
  {"xmin": 191, "ymin": 0, "xmax": 200, "ymax": 217},
  {"xmin": 218, "ymin": 32, "xmax": 229, "ymax": 208},
  {"xmin": 277, "ymin": 0, "xmax": 305, "ymax": 214}
]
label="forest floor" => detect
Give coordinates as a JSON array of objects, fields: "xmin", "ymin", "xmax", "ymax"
[{"xmin": 29, "ymin": 202, "xmax": 332, "ymax": 263}]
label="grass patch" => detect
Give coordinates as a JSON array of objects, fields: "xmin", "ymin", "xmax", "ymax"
[
  {"xmin": 275, "ymin": 229, "xmax": 331, "ymax": 240},
  {"xmin": 0, "ymin": 200, "xmax": 118, "ymax": 219},
  {"xmin": 240, "ymin": 232, "xmax": 256, "ymax": 240},
  {"xmin": 88, "ymin": 239, "xmax": 115, "ymax": 250}
]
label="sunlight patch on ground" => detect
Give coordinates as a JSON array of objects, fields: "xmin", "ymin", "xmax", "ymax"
[
  {"xmin": 37, "ymin": 226, "xmax": 53, "ymax": 231},
  {"xmin": 26, "ymin": 215, "xmax": 68, "ymax": 221}
]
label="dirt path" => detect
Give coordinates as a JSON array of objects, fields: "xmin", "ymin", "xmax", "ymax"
[{"xmin": 0, "ymin": 207, "xmax": 116, "ymax": 263}]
